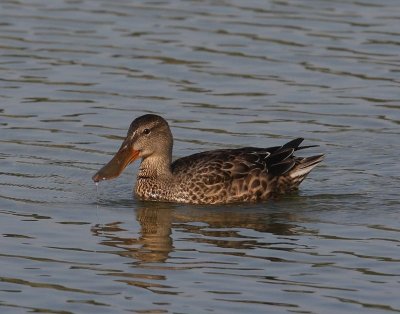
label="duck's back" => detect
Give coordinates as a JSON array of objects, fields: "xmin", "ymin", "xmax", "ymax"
[{"xmin": 170, "ymin": 138, "xmax": 324, "ymax": 204}]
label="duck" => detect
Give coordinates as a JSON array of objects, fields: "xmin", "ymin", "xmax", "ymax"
[{"xmin": 92, "ymin": 114, "xmax": 324, "ymax": 204}]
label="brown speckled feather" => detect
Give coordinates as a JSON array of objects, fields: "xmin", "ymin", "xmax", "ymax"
[
  {"xmin": 93, "ymin": 114, "xmax": 324, "ymax": 204},
  {"xmin": 170, "ymin": 141, "xmax": 323, "ymax": 204}
]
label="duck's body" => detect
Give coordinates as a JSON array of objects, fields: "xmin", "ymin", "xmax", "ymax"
[{"xmin": 93, "ymin": 114, "xmax": 323, "ymax": 204}]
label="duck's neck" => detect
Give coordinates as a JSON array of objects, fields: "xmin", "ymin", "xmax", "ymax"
[{"xmin": 138, "ymin": 154, "xmax": 173, "ymax": 180}]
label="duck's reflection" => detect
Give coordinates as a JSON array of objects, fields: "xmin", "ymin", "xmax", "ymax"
[
  {"xmin": 92, "ymin": 203, "xmax": 311, "ymax": 264},
  {"xmin": 135, "ymin": 206, "xmax": 173, "ymax": 263}
]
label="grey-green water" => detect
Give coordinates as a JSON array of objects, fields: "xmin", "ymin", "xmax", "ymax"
[{"xmin": 1, "ymin": 0, "xmax": 399, "ymax": 313}]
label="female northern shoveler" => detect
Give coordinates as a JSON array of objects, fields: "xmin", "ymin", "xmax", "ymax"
[{"xmin": 92, "ymin": 114, "xmax": 324, "ymax": 204}]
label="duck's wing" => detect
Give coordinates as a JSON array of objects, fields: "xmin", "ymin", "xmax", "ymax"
[{"xmin": 171, "ymin": 138, "xmax": 314, "ymax": 182}]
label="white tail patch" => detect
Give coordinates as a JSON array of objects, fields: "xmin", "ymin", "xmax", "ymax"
[
  {"xmin": 290, "ymin": 163, "xmax": 319, "ymax": 179},
  {"xmin": 289, "ymin": 155, "xmax": 324, "ymax": 180}
]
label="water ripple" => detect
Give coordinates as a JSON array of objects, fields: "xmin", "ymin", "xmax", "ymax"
[{"xmin": 1, "ymin": 0, "xmax": 400, "ymax": 313}]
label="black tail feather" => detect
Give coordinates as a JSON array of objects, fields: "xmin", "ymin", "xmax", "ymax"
[
  {"xmin": 282, "ymin": 138, "xmax": 304, "ymax": 150},
  {"xmin": 269, "ymin": 159, "xmax": 296, "ymax": 176},
  {"xmin": 282, "ymin": 137, "xmax": 319, "ymax": 152},
  {"xmin": 296, "ymin": 144, "xmax": 319, "ymax": 151}
]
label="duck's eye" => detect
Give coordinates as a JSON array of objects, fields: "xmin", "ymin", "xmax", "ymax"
[{"xmin": 143, "ymin": 128, "xmax": 150, "ymax": 135}]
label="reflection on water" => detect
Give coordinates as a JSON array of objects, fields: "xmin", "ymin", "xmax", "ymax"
[
  {"xmin": 92, "ymin": 204, "xmax": 310, "ymax": 265},
  {"xmin": 1, "ymin": 0, "xmax": 400, "ymax": 313},
  {"xmin": 93, "ymin": 206, "xmax": 173, "ymax": 264},
  {"xmin": 88, "ymin": 203, "xmax": 320, "ymax": 302},
  {"xmin": 85, "ymin": 202, "xmax": 400, "ymax": 313},
  {"xmin": 136, "ymin": 206, "xmax": 173, "ymax": 263}
]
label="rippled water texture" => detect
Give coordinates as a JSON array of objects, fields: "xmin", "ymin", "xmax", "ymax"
[{"xmin": 1, "ymin": 0, "xmax": 400, "ymax": 313}]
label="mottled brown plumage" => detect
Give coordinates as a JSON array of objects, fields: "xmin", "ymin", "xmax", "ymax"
[{"xmin": 93, "ymin": 114, "xmax": 324, "ymax": 204}]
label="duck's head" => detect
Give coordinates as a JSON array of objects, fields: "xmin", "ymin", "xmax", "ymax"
[{"xmin": 92, "ymin": 114, "xmax": 173, "ymax": 182}]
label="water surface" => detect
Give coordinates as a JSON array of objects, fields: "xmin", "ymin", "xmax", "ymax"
[{"xmin": 1, "ymin": 0, "xmax": 400, "ymax": 313}]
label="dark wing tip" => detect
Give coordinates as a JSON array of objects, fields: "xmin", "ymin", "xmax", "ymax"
[
  {"xmin": 283, "ymin": 138, "xmax": 321, "ymax": 152},
  {"xmin": 282, "ymin": 138, "xmax": 304, "ymax": 150},
  {"xmin": 269, "ymin": 159, "xmax": 296, "ymax": 176}
]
